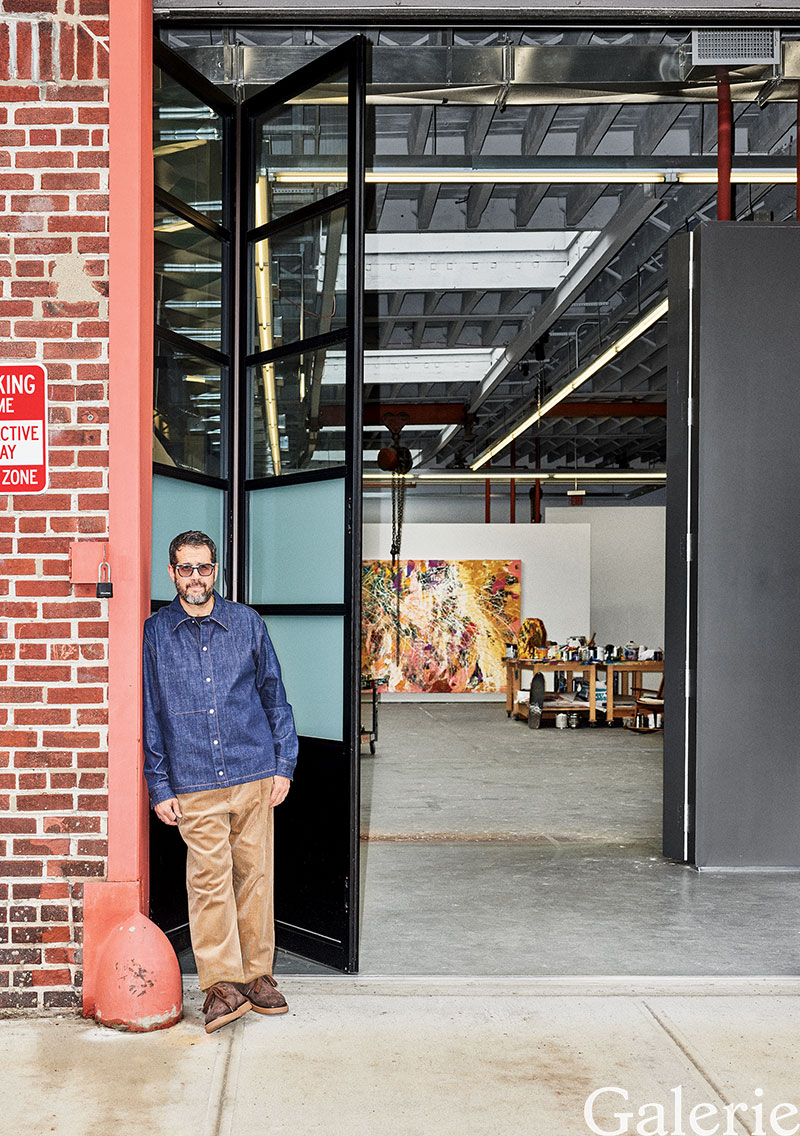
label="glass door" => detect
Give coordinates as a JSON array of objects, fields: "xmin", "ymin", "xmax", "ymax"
[
  {"xmin": 150, "ymin": 42, "xmax": 236, "ymax": 948},
  {"xmin": 240, "ymin": 39, "xmax": 366, "ymax": 971}
]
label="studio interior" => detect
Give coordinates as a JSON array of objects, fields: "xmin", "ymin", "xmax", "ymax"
[{"xmin": 152, "ymin": 20, "xmax": 800, "ymax": 976}]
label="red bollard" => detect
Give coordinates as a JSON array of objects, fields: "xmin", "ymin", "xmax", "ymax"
[{"xmin": 94, "ymin": 910, "xmax": 183, "ymax": 1032}]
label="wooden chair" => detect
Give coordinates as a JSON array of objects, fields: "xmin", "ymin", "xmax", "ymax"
[{"xmin": 625, "ymin": 677, "xmax": 664, "ymax": 733}]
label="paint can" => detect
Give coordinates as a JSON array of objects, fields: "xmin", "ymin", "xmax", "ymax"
[
  {"xmin": 568, "ymin": 712, "xmax": 580, "ymax": 728},
  {"xmin": 555, "ymin": 713, "xmax": 568, "ymax": 729}
]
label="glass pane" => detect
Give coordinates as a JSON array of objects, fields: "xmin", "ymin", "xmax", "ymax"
[
  {"xmin": 248, "ymin": 478, "xmax": 344, "ymax": 604},
  {"xmin": 152, "ymin": 475, "xmax": 225, "ymax": 602},
  {"xmin": 254, "ymin": 72, "xmax": 348, "ymax": 224},
  {"xmin": 154, "ymin": 340, "xmax": 226, "ymax": 478},
  {"xmin": 248, "ymin": 346, "xmax": 351, "ymax": 478},
  {"xmin": 154, "ymin": 207, "xmax": 224, "ymax": 350},
  {"xmin": 262, "ymin": 615, "xmax": 343, "ymax": 740},
  {"xmin": 154, "ymin": 65, "xmax": 223, "ymax": 222},
  {"xmin": 251, "ymin": 206, "xmax": 347, "ymax": 357}
]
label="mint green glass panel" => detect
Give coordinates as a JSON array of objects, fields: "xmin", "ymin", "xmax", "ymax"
[
  {"xmin": 152, "ymin": 475, "xmax": 225, "ymax": 601},
  {"xmin": 248, "ymin": 478, "xmax": 344, "ymax": 604},
  {"xmin": 263, "ymin": 615, "xmax": 343, "ymax": 740}
]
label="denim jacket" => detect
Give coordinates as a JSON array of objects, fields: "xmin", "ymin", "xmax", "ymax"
[{"xmin": 142, "ymin": 593, "xmax": 298, "ymax": 807}]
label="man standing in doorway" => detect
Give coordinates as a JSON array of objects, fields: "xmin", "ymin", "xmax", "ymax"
[{"xmin": 143, "ymin": 529, "xmax": 298, "ymax": 1033}]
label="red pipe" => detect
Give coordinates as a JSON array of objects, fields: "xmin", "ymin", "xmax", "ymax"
[
  {"xmin": 509, "ymin": 440, "xmax": 516, "ymax": 524},
  {"xmin": 717, "ymin": 70, "xmax": 732, "ymax": 222}
]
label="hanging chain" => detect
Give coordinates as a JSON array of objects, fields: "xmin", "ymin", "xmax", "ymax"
[{"xmin": 390, "ymin": 468, "xmax": 407, "ymax": 666}]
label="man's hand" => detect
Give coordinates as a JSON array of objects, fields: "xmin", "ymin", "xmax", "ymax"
[
  {"xmin": 154, "ymin": 797, "xmax": 182, "ymax": 826},
  {"xmin": 269, "ymin": 775, "xmax": 291, "ymax": 808}
]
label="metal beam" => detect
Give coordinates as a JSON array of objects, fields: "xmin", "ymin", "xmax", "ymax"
[
  {"xmin": 408, "ymin": 106, "xmax": 434, "ymax": 155},
  {"xmin": 321, "ymin": 402, "xmax": 467, "ymax": 428},
  {"xmin": 465, "ymin": 106, "xmax": 496, "ymax": 156},
  {"xmin": 466, "ymin": 182, "xmax": 494, "ymax": 229},
  {"xmin": 416, "ymin": 182, "xmax": 440, "ymax": 229},
  {"xmin": 544, "ymin": 400, "xmax": 666, "ymax": 417},
  {"xmin": 521, "ymin": 106, "xmax": 558, "ymax": 156},
  {"xmin": 564, "ymin": 106, "xmax": 621, "ymax": 226}
]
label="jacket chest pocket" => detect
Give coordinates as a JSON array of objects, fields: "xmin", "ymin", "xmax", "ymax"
[{"xmin": 163, "ymin": 665, "xmax": 208, "ymax": 716}]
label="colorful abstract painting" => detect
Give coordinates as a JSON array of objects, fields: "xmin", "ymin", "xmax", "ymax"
[{"xmin": 362, "ymin": 559, "xmax": 521, "ymax": 693}]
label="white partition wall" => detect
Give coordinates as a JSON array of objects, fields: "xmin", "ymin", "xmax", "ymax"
[{"xmin": 546, "ymin": 506, "xmax": 666, "ymax": 649}]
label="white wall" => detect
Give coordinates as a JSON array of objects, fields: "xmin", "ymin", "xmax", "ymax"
[
  {"xmin": 545, "ymin": 506, "xmax": 665, "ymax": 649},
  {"xmin": 363, "ymin": 522, "xmax": 590, "ymax": 645}
]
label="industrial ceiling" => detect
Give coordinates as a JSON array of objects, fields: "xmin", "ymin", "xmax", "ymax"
[{"xmin": 161, "ymin": 24, "xmax": 800, "ymax": 493}]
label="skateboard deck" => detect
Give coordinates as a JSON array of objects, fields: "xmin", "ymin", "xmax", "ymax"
[{"xmin": 528, "ymin": 672, "xmax": 545, "ymax": 729}]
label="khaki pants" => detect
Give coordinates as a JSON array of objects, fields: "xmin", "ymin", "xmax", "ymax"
[{"xmin": 176, "ymin": 777, "xmax": 274, "ymax": 991}]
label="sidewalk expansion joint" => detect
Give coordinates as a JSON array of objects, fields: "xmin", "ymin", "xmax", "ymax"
[{"xmin": 640, "ymin": 1001, "xmax": 754, "ymax": 1136}]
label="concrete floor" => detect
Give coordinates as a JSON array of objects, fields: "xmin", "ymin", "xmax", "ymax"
[
  {"xmin": 9, "ymin": 978, "xmax": 800, "ymax": 1136},
  {"xmin": 361, "ymin": 702, "xmax": 663, "ymax": 842},
  {"xmin": 357, "ymin": 704, "xmax": 800, "ymax": 976}
]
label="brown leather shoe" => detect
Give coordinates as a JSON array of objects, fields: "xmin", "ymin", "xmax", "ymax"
[
  {"xmin": 202, "ymin": 981, "xmax": 252, "ymax": 1033},
  {"xmin": 236, "ymin": 974, "xmax": 288, "ymax": 1015}
]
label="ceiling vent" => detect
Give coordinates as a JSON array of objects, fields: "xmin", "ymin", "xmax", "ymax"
[{"xmin": 690, "ymin": 29, "xmax": 780, "ymax": 68}]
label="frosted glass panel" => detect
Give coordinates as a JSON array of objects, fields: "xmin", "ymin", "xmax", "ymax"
[
  {"xmin": 249, "ymin": 478, "xmax": 344, "ymax": 604},
  {"xmin": 263, "ymin": 615, "xmax": 343, "ymax": 740},
  {"xmin": 152, "ymin": 475, "xmax": 225, "ymax": 601}
]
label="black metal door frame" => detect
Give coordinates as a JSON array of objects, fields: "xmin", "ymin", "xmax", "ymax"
[
  {"xmin": 236, "ymin": 38, "xmax": 366, "ymax": 971},
  {"xmin": 150, "ymin": 35, "xmax": 366, "ymax": 972}
]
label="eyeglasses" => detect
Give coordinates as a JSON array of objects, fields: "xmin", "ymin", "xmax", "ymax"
[{"xmin": 174, "ymin": 563, "xmax": 216, "ymax": 578}]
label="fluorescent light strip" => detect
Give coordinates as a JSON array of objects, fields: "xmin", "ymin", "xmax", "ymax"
[
  {"xmin": 471, "ymin": 297, "xmax": 669, "ymax": 471},
  {"xmin": 677, "ymin": 170, "xmax": 797, "ymax": 184},
  {"xmin": 272, "ymin": 169, "xmax": 797, "ymax": 187},
  {"xmin": 253, "ymin": 175, "xmax": 282, "ymax": 477},
  {"xmin": 362, "ymin": 470, "xmax": 666, "ymax": 483},
  {"xmin": 275, "ymin": 170, "xmax": 666, "ymax": 185}
]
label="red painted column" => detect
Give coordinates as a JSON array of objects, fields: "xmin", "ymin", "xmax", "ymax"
[
  {"xmin": 717, "ymin": 70, "xmax": 733, "ymax": 222},
  {"xmin": 83, "ymin": 0, "xmax": 181, "ymax": 1028},
  {"xmin": 105, "ymin": 0, "xmax": 152, "ymax": 893}
]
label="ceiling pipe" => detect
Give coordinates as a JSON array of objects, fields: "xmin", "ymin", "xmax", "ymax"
[{"xmin": 717, "ymin": 69, "xmax": 733, "ymax": 221}]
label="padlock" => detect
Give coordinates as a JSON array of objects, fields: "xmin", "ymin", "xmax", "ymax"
[{"xmin": 97, "ymin": 558, "xmax": 113, "ymax": 599}]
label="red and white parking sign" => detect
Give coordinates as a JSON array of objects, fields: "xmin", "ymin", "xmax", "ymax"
[{"xmin": 0, "ymin": 365, "xmax": 48, "ymax": 493}]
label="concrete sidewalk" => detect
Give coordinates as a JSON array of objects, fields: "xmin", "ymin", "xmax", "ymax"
[{"xmin": 8, "ymin": 977, "xmax": 800, "ymax": 1136}]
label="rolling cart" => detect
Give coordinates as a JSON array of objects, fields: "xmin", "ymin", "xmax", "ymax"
[{"xmin": 360, "ymin": 677, "xmax": 383, "ymax": 754}]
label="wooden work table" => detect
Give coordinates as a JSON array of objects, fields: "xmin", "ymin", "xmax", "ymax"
[
  {"xmin": 504, "ymin": 657, "xmax": 663, "ymax": 725},
  {"xmin": 600, "ymin": 660, "xmax": 663, "ymax": 723},
  {"xmin": 504, "ymin": 658, "xmax": 597, "ymax": 723}
]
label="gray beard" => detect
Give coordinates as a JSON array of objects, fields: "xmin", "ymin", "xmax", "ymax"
[{"xmin": 177, "ymin": 584, "xmax": 213, "ymax": 605}]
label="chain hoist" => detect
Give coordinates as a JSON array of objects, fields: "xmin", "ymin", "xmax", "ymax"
[{"xmin": 377, "ymin": 420, "xmax": 413, "ymax": 665}]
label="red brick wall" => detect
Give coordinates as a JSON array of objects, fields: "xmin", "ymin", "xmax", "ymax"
[{"xmin": 0, "ymin": 0, "xmax": 110, "ymax": 1011}]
